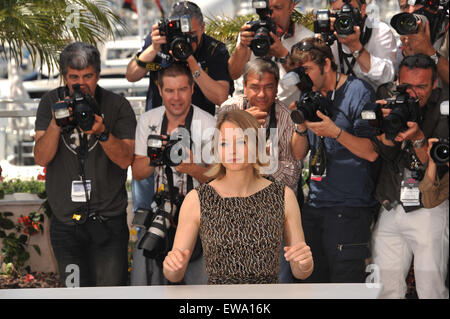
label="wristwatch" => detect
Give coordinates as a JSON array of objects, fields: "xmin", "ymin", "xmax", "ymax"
[
  {"xmin": 412, "ymin": 137, "xmax": 426, "ymax": 149},
  {"xmin": 294, "ymin": 126, "xmax": 308, "ymax": 136},
  {"xmin": 430, "ymin": 51, "xmax": 441, "ymax": 65},
  {"xmin": 276, "ymin": 53, "xmax": 290, "ymax": 64},
  {"xmin": 96, "ymin": 128, "xmax": 110, "ymax": 142},
  {"xmin": 192, "ymin": 68, "xmax": 202, "ymax": 79},
  {"xmin": 352, "ymin": 47, "xmax": 364, "ymax": 59}
]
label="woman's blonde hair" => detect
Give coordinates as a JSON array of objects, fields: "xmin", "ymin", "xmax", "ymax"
[{"xmin": 205, "ymin": 109, "xmax": 269, "ymax": 179}]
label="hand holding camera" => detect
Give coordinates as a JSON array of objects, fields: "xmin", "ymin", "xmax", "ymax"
[
  {"xmin": 244, "ymin": 0, "xmax": 278, "ymax": 57},
  {"xmin": 52, "ymin": 84, "xmax": 102, "ymax": 133},
  {"xmin": 400, "ymin": 20, "xmax": 435, "ymax": 56},
  {"xmin": 428, "ymin": 137, "xmax": 449, "ymax": 165},
  {"xmin": 361, "ymin": 84, "xmax": 422, "ymax": 141},
  {"xmin": 157, "ymin": 15, "xmax": 195, "ymax": 61}
]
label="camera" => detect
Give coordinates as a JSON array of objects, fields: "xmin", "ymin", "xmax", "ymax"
[
  {"xmin": 147, "ymin": 131, "xmax": 190, "ymax": 167},
  {"xmin": 247, "ymin": 0, "xmax": 277, "ymax": 57},
  {"xmin": 390, "ymin": 11, "xmax": 429, "ymax": 35},
  {"xmin": 133, "ymin": 189, "xmax": 184, "ymax": 259},
  {"xmin": 314, "ymin": 10, "xmax": 336, "ymax": 45},
  {"xmin": 287, "ymin": 66, "xmax": 331, "ymax": 124},
  {"xmin": 430, "ymin": 137, "xmax": 449, "ymax": 164},
  {"xmin": 333, "ymin": 0, "xmax": 364, "ymax": 36},
  {"xmin": 158, "ymin": 15, "xmax": 194, "ymax": 61},
  {"xmin": 361, "ymin": 85, "xmax": 422, "ymax": 141},
  {"xmin": 390, "ymin": 0, "xmax": 449, "ymax": 43},
  {"xmin": 52, "ymin": 84, "xmax": 101, "ymax": 132},
  {"xmin": 292, "ymin": 92, "xmax": 331, "ymax": 124}
]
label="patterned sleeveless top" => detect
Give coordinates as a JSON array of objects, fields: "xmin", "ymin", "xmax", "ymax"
[{"xmin": 197, "ymin": 180, "xmax": 285, "ymax": 285}]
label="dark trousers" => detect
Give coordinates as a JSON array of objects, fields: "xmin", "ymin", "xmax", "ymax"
[
  {"xmin": 50, "ymin": 213, "xmax": 129, "ymax": 287},
  {"xmin": 297, "ymin": 204, "xmax": 374, "ymax": 283}
]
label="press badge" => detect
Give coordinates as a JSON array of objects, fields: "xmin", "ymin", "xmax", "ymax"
[
  {"xmin": 71, "ymin": 180, "xmax": 91, "ymax": 202},
  {"xmin": 400, "ymin": 178, "xmax": 420, "ymax": 206}
]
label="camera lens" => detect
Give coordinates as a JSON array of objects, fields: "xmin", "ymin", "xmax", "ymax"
[
  {"xmin": 335, "ymin": 16, "xmax": 353, "ymax": 35},
  {"xmin": 170, "ymin": 37, "xmax": 193, "ymax": 61},
  {"xmin": 250, "ymin": 27, "xmax": 271, "ymax": 57},
  {"xmin": 397, "ymin": 14, "xmax": 418, "ymax": 34},
  {"xmin": 390, "ymin": 12, "xmax": 425, "ymax": 35},
  {"xmin": 382, "ymin": 113, "xmax": 404, "ymax": 141},
  {"xmin": 431, "ymin": 140, "xmax": 449, "ymax": 164}
]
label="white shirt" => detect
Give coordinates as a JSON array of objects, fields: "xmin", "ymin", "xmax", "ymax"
[
  {"xmin": 234, "ymin": 23, "xmax": 314, "ymax": 106},
  {"xmin": 331, "ymin": 20, "xmax": 397, "ymax": 91},
  {"xmin": 135, "ymin": 105, "xmax": 217, "ymax": 195}
]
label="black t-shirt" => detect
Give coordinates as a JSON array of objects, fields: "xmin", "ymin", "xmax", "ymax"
[
  {"xmin": 35, "ymin": 86, "xmax": 137, "ymax": 224},
  {"xmin": 141, "ymin": 33, "xmax": 234, "ymax": 115}
]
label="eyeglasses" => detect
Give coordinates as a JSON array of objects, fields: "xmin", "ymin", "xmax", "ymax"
[
  {"xmin": 291, "ymin": 41, "xmax": 327, "ymax": 54},
  {"xmin": 292, "ymin": 41, "xmax": 315, "ymax": 52}
]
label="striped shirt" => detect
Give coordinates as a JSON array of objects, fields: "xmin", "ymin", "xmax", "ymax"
[{"xmin": 219, "ymin": 95, "xmax": 302, "ymax": 193}]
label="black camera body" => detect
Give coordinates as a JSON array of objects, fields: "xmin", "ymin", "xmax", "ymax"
[
  {"xmin": 361, "ymin": 85, "xmax": 422, "ymax": 141},
  {"xmin": 133, "ymin": 188, "xmax": 184, "ymax": 259},
  {"xmin": 287, "ymin": 66, "xmax": 331, "ymax": 124},
  {"xmin": 158, "ymin": 15, "xmax": 194, "ymax": 61},
  {"xmin": 333, "ymin": 0, "xmax": 364, "ymax": 36},
  {"xmin": 53, "ymin": 84, "xmax": 101, "ymax": 132},
  {"xmin": 147, "ymin": 133, "xmax": 189, "ymax": 167},
  {"xmin": 247, "ymin": 0, "xmax": 277, "ymax": 57},
  {"xmin": 292, "ymin": 91, "xmax": 331, "ymax": 124},
  {"xmin": 430, "ymin": 137, "xmax": 449, "ymax": 164}
]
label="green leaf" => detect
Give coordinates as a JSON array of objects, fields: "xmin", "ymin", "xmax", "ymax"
[
  {"xmin": 18, "ymin": 234, "xmax": 28, "ymax": 244},
  {"xmin": 0, "ymin": 218, "xmax": 15, "ymax": 230},
  {"xmin": 1, "ymin": 212, "xmax": 14, "ymax": 217},
  {"xmin": 33, "ymin": 245, "xmax": 41, "ymax": 256}
]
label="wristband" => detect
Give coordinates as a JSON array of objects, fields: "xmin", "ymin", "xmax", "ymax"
[
  {"xmin": 412, "ymin": 137, "xmax": 426, "ymax": 148},
  {"xmin": 335, "ymin": 127, "xmax": 343, "ymax": 140},
  {"xmin": 135, "ymin": 55, "xmax": 162, "ymax": 71},
  {"xmin": 192, "ymin": 69, "xmax": 201, "ymax": 79},
  {"xmin": 96, "ymin": 128, "xmax": 110, "ymax": 142},
  {"xmin": 295, "ymin": 127, "xmax": 308, "ymax": 136}
]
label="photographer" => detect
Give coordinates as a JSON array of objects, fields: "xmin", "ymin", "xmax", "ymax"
[
  {"xmin": 326, "ymin": 0, "xmax": 397, "ymax": 91},
  {"xmin": 126, "ymin": 0, "xmax": 233, "ymax": 115},
  {"xmin": 228, "ymin": 0, "xmax": 313, "ymax": 106},
  {"xmin": 395, "ymin": 0, "xmax": 449, "ymax": 88},
  {"xmin": 287, "ymin": 37, "xmax": 380, "ymax": 283},
  {"xmin": 419, "ymin": 138, "xmax": 449, "ymax": 208},
  {"xmin": 34, "ymin": 42, "xmax": 136, "ymax": 287},
  {"xmin": 131, "ymin": 62, "xmax": 216, "ymax": 285},
  {"xmin": 371, "ymin": 54, "xmax": 449, "ymax": 298}
]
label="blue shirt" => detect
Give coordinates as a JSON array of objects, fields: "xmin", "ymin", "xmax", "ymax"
[{"xmin": 307, "ymin": 76, "xmax": 378, "ymax": 208}]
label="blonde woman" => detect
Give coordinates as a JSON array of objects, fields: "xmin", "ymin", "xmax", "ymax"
[{"xmin": 163, "ymin": 110, "xmax": 313, "ymax": 284}]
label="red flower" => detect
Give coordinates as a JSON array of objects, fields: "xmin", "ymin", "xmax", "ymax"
[
  {"xmin": 25, "ymin": 274, "xmax": 35, "ymax": 282},
  {"xmin": 37, "ymin": 167, "xmax": 46, "ymax": 181}
]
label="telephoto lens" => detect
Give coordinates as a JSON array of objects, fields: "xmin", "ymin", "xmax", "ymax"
[{"xmin": 390, "ymin": 12, "xmax": 428, "ymax": 35}]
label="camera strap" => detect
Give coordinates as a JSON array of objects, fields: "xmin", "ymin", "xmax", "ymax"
[
  {"xmin": 337, "ymin": 21, "xmax": 372, "ymax": 76},
  {"xmin": 160, "ymin": 106, "xmax": 195, "ymax": 196},
  {"xmin": 73, "ymin": 131, "xmax": 94, "ymax": 221}
]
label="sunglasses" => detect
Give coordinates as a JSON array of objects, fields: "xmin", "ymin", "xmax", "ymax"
[{"xmin": 172, "ymin": 1, "xmax": 201, "ymax": 12}]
